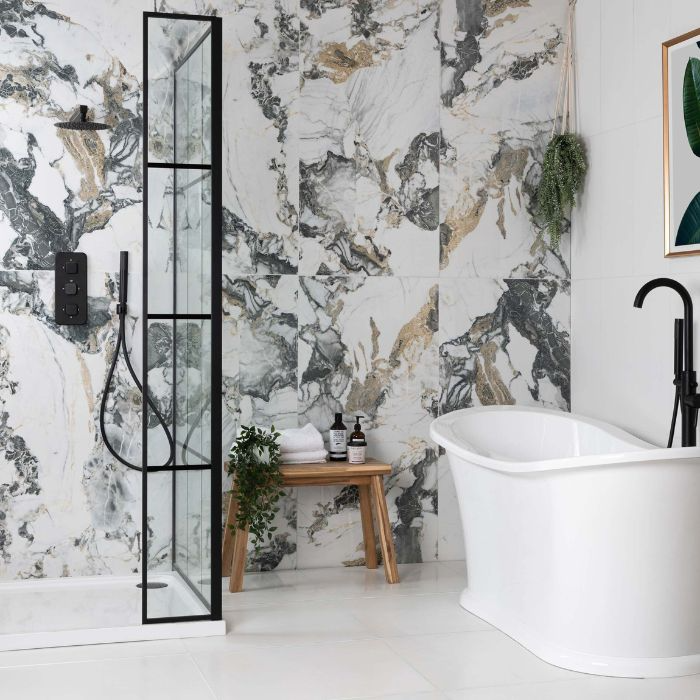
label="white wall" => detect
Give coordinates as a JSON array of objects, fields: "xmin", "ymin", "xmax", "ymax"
[{"xmin": 572, "ymin": 0, "xmax": 700, "ymax": 446}]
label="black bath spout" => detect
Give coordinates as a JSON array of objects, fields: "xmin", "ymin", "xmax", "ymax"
[
  {"xmin": 634, "ymin": 278, "xmax": 698, "ymax": 447},
  {"xmin": 634, "ymin": 278, "xmax": 693, "ymax": 373}
]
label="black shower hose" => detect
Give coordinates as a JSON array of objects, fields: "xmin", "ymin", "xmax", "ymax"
[{"xmin": 99, "ymin": 306, "xmax": 175, "ymax": 471}]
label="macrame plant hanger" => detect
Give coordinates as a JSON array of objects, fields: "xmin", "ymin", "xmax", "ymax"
[
  {"xmin": 537, "ymin": 0, "xmax": 587, "ymax": 249},
  {"xmin": 552, "ymin": 0, "xmax": 577, "ymax": 139}
]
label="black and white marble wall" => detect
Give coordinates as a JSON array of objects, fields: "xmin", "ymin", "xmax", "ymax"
[
  {"xmin": 0, "ymin": 0, "xmax": 570, "ymax": 580},
  {"xmin": 224, "ymin": 0, "xmax": 570, "ymax": 569}
]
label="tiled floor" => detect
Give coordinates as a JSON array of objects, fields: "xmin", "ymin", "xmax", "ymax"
[{"xmin": 2, "ymin": 561, "xmax": 700, "ymax": 699}]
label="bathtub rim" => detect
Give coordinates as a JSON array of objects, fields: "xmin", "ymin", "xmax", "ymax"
[
  {"xmin": 430, "ymin": 406, "xmax": 700, "ymax": 474},
  {"xmin": 460, "ymin": 589, "xmax": 700, "ymax": 678}
]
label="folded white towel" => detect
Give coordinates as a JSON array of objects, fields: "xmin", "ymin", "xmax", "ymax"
[
  {"xmin": 278, "ymin": 423, "xmax": 324, "ymax": 454},
  {"xmin": 280, "ymin": 448, "xmax": 328, "ymax": 464}
]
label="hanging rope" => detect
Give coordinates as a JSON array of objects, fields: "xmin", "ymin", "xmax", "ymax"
[{"xmin": 552, "ymin": 0, "xmax": 578, "ymax": 138}]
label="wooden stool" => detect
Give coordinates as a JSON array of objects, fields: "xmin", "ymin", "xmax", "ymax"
[{"xmin": 222, "ymin": 459, "xmax": 400, "ymax": 592}]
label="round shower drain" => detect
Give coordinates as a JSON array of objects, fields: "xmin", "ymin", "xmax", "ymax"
[{"xmin": 136, "ymin": 582, "xmax": 168, "ymax": 589}]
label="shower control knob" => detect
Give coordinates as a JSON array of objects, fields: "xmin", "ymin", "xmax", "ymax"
[{"xmin": 55, "ymin": 252, "xmax": 87, "ymax": 325}]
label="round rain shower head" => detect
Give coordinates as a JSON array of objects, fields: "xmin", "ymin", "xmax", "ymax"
[{"xmin": 55, "ymin": 104, "xmax": 111, "ymax": 131}]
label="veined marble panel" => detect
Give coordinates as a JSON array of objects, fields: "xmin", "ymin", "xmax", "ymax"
[
  {"xmin": 0, "ymin": 271, "xmax": 143, "ymax": 579},
  {"xmin": 222, "ymin": 274, "xmax": 299, "ymax": 570},
  {"xmin": 439, "ymin": 277, "xmax": 570, "ymax": 413},
  {"xmin": 0, "ymin": 1, "xmax": 142, "ymax": 271},
  {"xmin": 439, "ymin": 0, "xmax": 569, "ymax": 279},
  {"xmin": 222, "ymin": 0, "xmax": 300, "ymax": 276},
  {"xmin": 297, "ymin": 275, "xmax": 439, "ymax": 565},
  {"xmin": 298, "ymin": 0, "xmax": 440, "ymax": 276}
]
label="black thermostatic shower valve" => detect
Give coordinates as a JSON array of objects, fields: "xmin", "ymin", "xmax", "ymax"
[{"xmin": 55, "ymin": 252, "xmax": 87, "ymax": 325}]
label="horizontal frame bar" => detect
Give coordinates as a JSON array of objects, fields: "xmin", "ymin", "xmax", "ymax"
[
  {"xmin": 143, "ymin": 614, "xmax": 213, "ymax": 625},
  {"xmin": 147, "ymin": 463, "xmax": 213, "ymax": 472},
  {"xmin": 148, "ymin": 162, "xmax": 212, "ymax": 170},
  {"xmin": 144, "ymin": 11, "xmax": 218, "ymax": 21},
  {"xmin": 148, "ymin": 314, "xmax": 212, "ymax": 320}
]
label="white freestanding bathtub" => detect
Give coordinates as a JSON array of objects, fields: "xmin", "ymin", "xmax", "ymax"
[{"xmin": 430, "ymin": 406, "xmax": 700, "ymax": 678}]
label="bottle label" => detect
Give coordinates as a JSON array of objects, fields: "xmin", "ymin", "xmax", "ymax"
[
  {"xmin": 347, "ymin": 445, "xmax": 366, "ymax": 464},
  {"xmin": 329, "ymin": 429, "xmax": 346, "ymax": 453}
]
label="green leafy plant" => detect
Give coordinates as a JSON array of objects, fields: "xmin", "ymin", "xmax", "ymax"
[
  {"xmin": 683, "ymin": 57, "xmax": 700, "ymax": 157},
  {"xmin": 676, "ymin": 191, "xmax": 700, "ymax": 246},
  {"xmin": 227, "ymin": 425, "xmax": 282, "ymax": 551},
  {"xmin": 536, "ymin": 133, "xmax": 587, "ymax": 248}
]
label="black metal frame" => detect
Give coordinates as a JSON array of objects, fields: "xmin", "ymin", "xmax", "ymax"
[{"xmin": 142, "ymin": 11, "xmax": 222, "ymax": 625}]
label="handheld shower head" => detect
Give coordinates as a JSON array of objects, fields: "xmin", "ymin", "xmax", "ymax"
[
  {"xmin": 118, "ymin": 251, "xmax": 129, "ymax": 311},
  {"xmin": 100, "ymin": 248, "xmax": 174, "ymax": 470}
]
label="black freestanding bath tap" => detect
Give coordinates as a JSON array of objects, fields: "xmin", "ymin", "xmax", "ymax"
[{"xmin": 634, "ymin": 278, "xmax": 700, "ymax": 447}]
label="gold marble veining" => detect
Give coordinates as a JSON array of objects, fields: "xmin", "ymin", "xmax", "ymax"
[
  {"xmin": 58, "ymin": 128, "xmax": 106, "ymax": 202},
  {"xmin": 390, "ymin": 285, "xmax": 438, "ymax": 364},
  {"xmin": 483, "ymin": 13, "xmax": 519, "ymax": 38},
  {"xmin": 475, "ymin": 341, "xmax": 515, "ymax": 405},
  {"xmin": 317, "ymin": 41, "xmax": 374, "ymax": 83},
  {"xmin": 345, "ymin": 285, "xmax": 437, "ymax": 415},
  {"xmin": 84, "ymin": 203, "xmax": 113, "ymax": 233},
  {"xmin": 442, "ymin": 190, "xmax": 488, "ymax": 268},
  {"xmin": 484, "ymin": 0, "xmax": 530, "ymax": 16}
]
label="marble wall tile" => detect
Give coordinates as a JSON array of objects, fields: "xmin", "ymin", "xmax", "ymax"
[
  {"xmin": 439, "ymin": 0, "xmax": 569, "ymax": 280},
  {"xmin": 222, "ymin": 0, "xmax": 300, "ymax": 276},
  {"xmin": 298, "ymin": 0, "xmax": 440, "ymax": 276},
  {"xmin": 297, "ymin": 275, "xmax": 439, "ymax": 565},
  {"xmin": 439, "ymin": 277, "xmax": 571, "ymax": 413},
  {"xmin": 0, "ymin": 0, "xmax": 142, "ymax": 271},
  {"xmin": 0, "ymin": 271, "xmax": 143, "ymax": 578},
  {"xmin": 222, "ymin": 274, "xmax": 299, "ymax": 570}
]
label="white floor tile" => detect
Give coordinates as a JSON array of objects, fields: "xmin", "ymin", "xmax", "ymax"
[
  {"xmin": 364, "ymin": 693, "xmax": 447, "ymax": 700},
  {"xmin": 192, "ymin": 639, "xmax": 436, "ymax": 700},
  {"xmin": 223, "ymin": 563, "xmax": 465, "ymax": 611},
  {"xmin": 0, "ymin": 653, "xmax": 216, "ymax": 700},
  {"xmin": 386, "ymin": 630, "xmax": 577, "ymax": 692},
  {"xmin": 445, "ymin": 674, "xmax": 700, "ymax": 700},
  {"xmin": 184, "ymin": 601, "xmax": 375, "ymax": 652},
  {"xmin": 0, "ymin": 638, "xmax": 188, "ymax": 668},
  {"xmin": 344, "ymin": 593, "xmax": 491, "ymax": 637}
]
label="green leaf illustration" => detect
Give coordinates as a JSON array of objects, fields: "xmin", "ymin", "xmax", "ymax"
[
  {"xmin": 683, "ymin": 57, "xmax": 700, "ymax": 157},
  {"xmin": 676, "ymin": 192, "xmax": 700, "ymax": 246}
]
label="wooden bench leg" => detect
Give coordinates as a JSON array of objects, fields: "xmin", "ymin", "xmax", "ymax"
[
  {"xmin": 223, "ymin": 486, "xmax": 249, "ymax": 592},
  {"xmin": 229, "ymin": 524, "xmax": 249, "ymax": 593},
  {"xmin": 358, "ymin": 484, "xmax": 377, "ymax": 569},
  {"xmin": 222, "ymin": 489, "xmax": 238, "ymax": 576},
  {"xmin": 369, "ymin": 475, "xmax": 399, "ymax": 584}
]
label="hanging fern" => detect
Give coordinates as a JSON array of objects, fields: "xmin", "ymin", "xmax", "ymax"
[{"xmin": 537, "ymin": 133, "xmax": 587, "ymax": 248}]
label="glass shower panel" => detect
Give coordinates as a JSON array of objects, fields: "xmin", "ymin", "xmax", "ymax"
[
  {"xmin": 175, "ymin": 170, "xmax": 212, "ymax": 316},
  {"xmin": 143, "ymin": 12, "xmax": 221, "ymax": 624}
]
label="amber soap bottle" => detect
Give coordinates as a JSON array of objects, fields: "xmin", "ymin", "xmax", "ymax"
[{"xmin": 347, "ymin": 416, "xmax": 367, "ymax": 464}]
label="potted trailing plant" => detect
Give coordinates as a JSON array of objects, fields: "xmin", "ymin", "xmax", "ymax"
[
  {"xmin": 537, "ymin": 0, "xmax": 587, "ymax": 248},
  {"xmin": 227, "ymin": 425, "xmax": 282, "ymax": 551}
]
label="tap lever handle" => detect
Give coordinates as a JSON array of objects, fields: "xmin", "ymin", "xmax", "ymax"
[{"xmin": 675, "ymin": 318, "xmax": 684, "ymax": 382}]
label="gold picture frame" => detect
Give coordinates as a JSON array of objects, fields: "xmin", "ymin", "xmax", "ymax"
[{"xmin": 663, "ymin": 27, "xmax": 700, "ymax": 257}]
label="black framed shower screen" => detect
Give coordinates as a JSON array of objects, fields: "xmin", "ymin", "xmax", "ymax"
[{"xmin": 142, "ymin": 11, "xmax": 222, "ymax": 624}]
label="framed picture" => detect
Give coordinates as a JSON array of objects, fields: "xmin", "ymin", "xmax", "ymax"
[{"xmin": 664, "ymin": 28, "xmax": 700, "ymax": 257}]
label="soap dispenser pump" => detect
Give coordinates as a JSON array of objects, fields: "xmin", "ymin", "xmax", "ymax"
[{"xmin": 347, "ymin": 416, "xmax": 367, "ymax": 464}]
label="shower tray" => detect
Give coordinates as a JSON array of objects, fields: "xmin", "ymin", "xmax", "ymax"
[{"xmin": 0, "ymin": 572, "xmax": 225, "ymax": 652}]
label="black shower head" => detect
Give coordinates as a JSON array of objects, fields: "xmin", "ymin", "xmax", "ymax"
[{"xmin": 55, "ymin": 105, "xmax": 111, "ymax": 131}]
